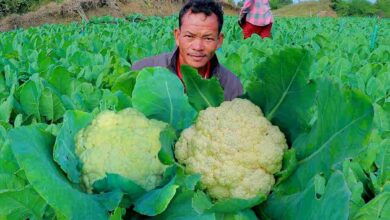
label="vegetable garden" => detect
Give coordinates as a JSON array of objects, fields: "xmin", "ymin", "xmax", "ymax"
[{"xmin": 0, "ymin": 15, "xmax": 389, "ymax": 219}]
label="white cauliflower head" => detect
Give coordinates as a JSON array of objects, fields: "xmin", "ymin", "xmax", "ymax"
[
  {"xmin": 75, "ymin": 108, "xmax": 167, "ymax": 193},
  {"xmin": 174, "ymin": 98, "xmax": 288, "ymax": 200}
]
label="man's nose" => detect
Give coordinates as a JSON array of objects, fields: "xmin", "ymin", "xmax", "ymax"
[{"xmin": 192, "ymin": 38, "xmax": 205, "ymax": 50}]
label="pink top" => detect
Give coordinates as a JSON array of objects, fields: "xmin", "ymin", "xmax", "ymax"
[{"xmin": 240, "ymin": 0, "xmax": 273, "ymax": 26}]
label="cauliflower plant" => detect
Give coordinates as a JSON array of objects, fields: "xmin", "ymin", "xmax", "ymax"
[
  {"xmin": 75, "ymin": 108, "xmax": 167, "ymax": 193},
  {"xmin": 175, "ymin": 98, "xmax": 288, "ymax": 200}
]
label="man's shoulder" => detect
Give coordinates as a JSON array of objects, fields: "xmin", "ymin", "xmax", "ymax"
[
  {"xmin": 131, "ymin": 52, "xmax": 173, "ymax": 71},
  {"xmin": 218, "ymin": 65, "xmax": 241, "ymax": 85},
  {"xmin": 216, "ymin": 64, "xmax": 243, "ymax": 100}
]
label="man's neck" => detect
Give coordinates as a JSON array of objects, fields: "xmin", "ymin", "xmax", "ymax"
[{"xmin": 197, "ymin": 65, "xmax": 208, "ymax": 77}]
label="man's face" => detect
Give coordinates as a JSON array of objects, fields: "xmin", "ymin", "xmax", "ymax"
[{"xmin": 174, "ymin": 11, "xmax": 224, "ymax": 70}]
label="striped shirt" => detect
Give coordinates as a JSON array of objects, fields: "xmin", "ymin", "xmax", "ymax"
[{"xmin": 240, "ymin": 0, "xmax": 273, "ymax": 26}]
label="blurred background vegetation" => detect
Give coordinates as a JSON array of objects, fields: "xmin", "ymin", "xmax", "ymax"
[
  {"xmin": 1, "ymin": 0, "xmax": 389, "ymax": 18},
  {"xmin": 234, "ymin": 0, "xmax": 390, "ymax": 17},
  {"xmin": 330, "ymin": 0, "xmax": 390, "ymax": 17},
  {"xmin": 0, "ymin": 0, "xmax": 63, "ymax": 17}
]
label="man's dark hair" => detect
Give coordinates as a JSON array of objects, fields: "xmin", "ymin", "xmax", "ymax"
[{"xmin": 179, "ymin": 0, "xmax": 224, "ymax": 33}]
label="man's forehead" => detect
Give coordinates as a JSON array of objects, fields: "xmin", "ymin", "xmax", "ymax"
[
  {"xmin": 183, "ymin": 11, "xmax": 210, "ymax": 21},
  {"xmin": 180, "ymin": 11, "xmax": 219, "ymax": 33},
  {"xmin": 181, "ymin": 11, "xmax": 218, "ymax": 25}
]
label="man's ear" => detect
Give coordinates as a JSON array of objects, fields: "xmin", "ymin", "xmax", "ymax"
[
  {"xmin": 174, "ymin": 28, "xmax": 180, "ymax": 46},
  {"xmin": 217, "ymin": 33, "xmax": 224, "ymax": 48}
]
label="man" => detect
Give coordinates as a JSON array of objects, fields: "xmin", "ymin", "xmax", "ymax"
[
  {"xmin": 132, "ymin": 0, "xmax": 243, "ymax": 101},
  {"xmin": 239, "ymin": 0, "xmax": 273, "ymax": 39}
]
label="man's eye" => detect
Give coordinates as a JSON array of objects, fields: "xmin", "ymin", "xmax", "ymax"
[
  {"xmin": 185, "ymin": 35, "xmax": 194, "ymax": 38},
  {"xmin": 203, "ymin": 37, "xmax": 215, "ymax": 42}
]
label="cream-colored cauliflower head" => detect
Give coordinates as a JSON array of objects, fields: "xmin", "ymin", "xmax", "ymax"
[
  {"xmin": 175, "ymin": 98, "xmax": 288, "ymax": 200},
  {"xmin": 75, "ymin": 108, "xmax": 167, "ymax": 193}
]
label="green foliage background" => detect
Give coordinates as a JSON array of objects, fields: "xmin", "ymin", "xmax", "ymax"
[
  {"xmin": 331, "ymin": 0, "xmax": 390, "ymax": 17},
  {"xmin": 0, "ymin": 0, "xmax": 61, "ymax": 17},
  {"xmin": 270, "ymin": 0, "xmax": 293, "ymax": 9}
]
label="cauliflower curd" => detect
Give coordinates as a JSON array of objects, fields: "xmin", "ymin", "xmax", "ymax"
[
  {"xmin": 75, "ymin": 108, "xmax": 167, "ymax": 193},
  {"xmin": 174, "ymin": 98, "xmax": 288, "ymax": 200}
]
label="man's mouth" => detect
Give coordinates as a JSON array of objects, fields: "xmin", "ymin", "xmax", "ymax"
[{"xmin": 189, "ymin": 54, "xmax": 206, "ymax": 61}]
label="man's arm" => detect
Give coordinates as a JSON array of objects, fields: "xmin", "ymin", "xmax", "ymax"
[
  {"xmin": 218, "ymin": 66, "xmax": 243, "ymax": 101},
  {"xmin": 131, "ymin": 57, "xmax": 153, "ymax": 71},
  {"xmin": 131, "ymin": 52, "xmax": 173, "ymax": 71},
  {"xmin": 240, "ymin": 0, "xmax": 253, "ymax": 15},
  {"xmin": 239, "ymin": 0, "xmax": 253, "ymax": 26}
]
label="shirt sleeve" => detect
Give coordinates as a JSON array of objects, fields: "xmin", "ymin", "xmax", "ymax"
[{"xmin": 240, "ymin": 0, "xmax": 254, "ymax": 14}]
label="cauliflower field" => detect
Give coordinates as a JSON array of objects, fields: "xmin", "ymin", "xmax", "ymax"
[{"xmin": 0, "ymin": 15, "xmax": 389, "ymax": 220}]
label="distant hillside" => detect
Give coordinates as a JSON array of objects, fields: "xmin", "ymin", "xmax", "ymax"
[
  {"xmin": 273, "ymin": 0, "xmax": 337, "ymax": 17},
  {"xmin": 0, "ymin": 0, "xmax": 338, "ymax": 32},
  {"xmin": 0, "ymin": 0, "xmax": 239, "ymax": 32}
]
